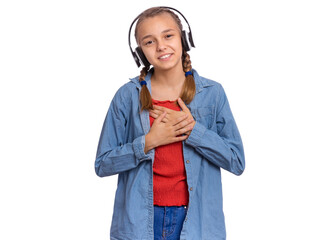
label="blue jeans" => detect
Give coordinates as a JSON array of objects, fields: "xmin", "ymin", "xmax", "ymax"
[{"xmin": 154, "ymin": 205, "xmax": 188, "ymax": 240}]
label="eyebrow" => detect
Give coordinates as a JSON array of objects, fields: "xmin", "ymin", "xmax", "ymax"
[{"xmin": 140, "ymin": 29, "xmax": 176, "ymax": 42}]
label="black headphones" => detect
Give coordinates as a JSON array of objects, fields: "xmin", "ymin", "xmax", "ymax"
[{"xmin": 128, "ymin": 6, "xmax": 195, "ymax": 68}]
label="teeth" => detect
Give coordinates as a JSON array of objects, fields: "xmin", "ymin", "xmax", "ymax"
[{"xmin": 159, "ymin": 54, "xmax": 171, "ymax": 59}]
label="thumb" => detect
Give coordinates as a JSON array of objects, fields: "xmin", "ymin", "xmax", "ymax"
[
  {"xmin": 155, "ymin": 111, "xmax": 167, "ymax": 123},
  {"xmin": 177, "ymin": 98, "xmax": 189, "ymax": 112}
]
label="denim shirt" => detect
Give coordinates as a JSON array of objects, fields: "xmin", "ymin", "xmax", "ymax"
[{"xmin": 95, "ymin": 69, "xmax": 245, "ymax": 240}]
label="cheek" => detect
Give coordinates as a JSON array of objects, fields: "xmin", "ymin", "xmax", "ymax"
[
  {"xmin": 173, "ymin": 40, "xmax": 183, "ymax": 54},
  {"xmin": 175, "ymin": 45, "xmax": 183, "ymax": 59},
  {"xmin": 142, "ymin": 48, "xmax": 154, "ymax": 61}
]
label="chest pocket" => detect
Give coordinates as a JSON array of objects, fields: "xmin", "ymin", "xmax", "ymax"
[{"xmin": 190, "ymin": 106, "xmax": 215, "ymax": 129}]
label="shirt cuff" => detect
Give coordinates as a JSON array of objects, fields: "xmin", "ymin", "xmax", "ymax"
[
  {"xmin": 185, "ymin": 121, "xmax": 207, "ymax": 147},
  {"xmin": 133, "ymin": 135, "xmax": 152, "ymax": 162}
]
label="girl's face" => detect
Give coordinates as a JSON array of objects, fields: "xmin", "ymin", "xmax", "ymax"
[{"xmin": 137, "ymin": 13, "xmax": 183, "ymax": 72}]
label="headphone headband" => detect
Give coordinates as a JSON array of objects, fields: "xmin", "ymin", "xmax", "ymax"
[{"xmin": 128, "ymin": 6, "xmax": 195, "ymax": 68}]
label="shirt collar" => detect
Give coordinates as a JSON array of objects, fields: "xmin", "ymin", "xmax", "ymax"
[{"xmin": 129, "ymin": 68, "xmax": 214, "ymax": 94}]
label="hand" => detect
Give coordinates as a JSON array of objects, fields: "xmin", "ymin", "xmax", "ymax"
[
  {"xmin": 144, "ymin": 109, "xmax": 194, "ymax": 153},
  {"xmin": 149, "ymin": 98, "xmax": 196, "ymax": 136}
]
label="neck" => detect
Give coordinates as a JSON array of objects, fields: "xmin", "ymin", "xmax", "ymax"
[{"xmin": 151, "ymin": 65, "xmax": 185, "ymax": 87}]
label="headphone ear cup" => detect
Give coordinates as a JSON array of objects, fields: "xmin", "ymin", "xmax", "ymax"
[
  {"xmin": 188, "ymin": 31, "xmax": 195, "ymax": 48},
  {"xmin": 135, "ymin": 47, "xmax": 151, "ymax": 68},
  {"xmin": 131, "ymin": 51, "xmax": 141, "ymax": 68},
  {"xmin": 181, "ymin": 30, "xmax": 190, "ymax": 52}
]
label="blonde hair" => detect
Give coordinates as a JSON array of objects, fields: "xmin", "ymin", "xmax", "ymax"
[{"xmin": 134, "ymin": 7, "xmax": 196, "ymax": 111}]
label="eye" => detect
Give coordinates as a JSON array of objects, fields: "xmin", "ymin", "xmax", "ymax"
[
  {"xmin": 165, "ymin": 34, "xmax": 173, "ymax": 39},
  {"xmin": 144, "ymin": 40, "xmax": 154, "ymax": 46}
]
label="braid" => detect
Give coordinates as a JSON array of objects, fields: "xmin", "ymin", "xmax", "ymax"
[
  {"xmin": 182, "ymin": 50, "xmax": 192, "ymax": 72},
  {"xmin": 139, "ymin": 66, "xmax": 153, "ymax": 111},
  {"xmin": 180, "ymin": 50, "xmax": 196, "ymax": 104}
]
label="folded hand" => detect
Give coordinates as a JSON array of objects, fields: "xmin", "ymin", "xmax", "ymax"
[{"xmin": 149, "ymin": 98, "xmax": 196, "ymax": 136}]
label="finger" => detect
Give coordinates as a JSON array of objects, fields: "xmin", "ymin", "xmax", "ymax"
[
  {"xmin": 174, "ymin": 118, "xmax": 194, "ymax": 131},
  {"xmin": 184, "ymin": 121, "xmax": 195, "ymax": 131},
  {"xmin": 155, "ymin": 111, "xmax": 167, "ymax": 123},
  {"xmin": 151, "ymin": 110, "xmax": 173, "ymax": 122},
  {"xmin": 153, "ymin": 105, "xmax": 171, "ymax": 113},
  {"xmin": 173, "ymin": 134, "xmax": 189, "ymax": 142},
  {"xmin": 172, "ymin": 113, "xmax": 189, "ymax": 126},
  {"xmin": 175, "ymin": 124, "xmax": 194, "ymax": 136},
  {"xmin": 177, "ymin": 98, "xmax": 190, "ymax": 112},
  {"xmin": 150, "ymin": 109, "xmax": 163, "ymax": 115},
  {"xmin": 149, "ymin": 111, "xmax": 159, "ymax": 119},
  {"xmin": 180, "ymin": 130, "xmax": 191, "ymax": 137},
  {"xmin": 162, "ymin": 117, "xmax": 169, "ymax": 123},
  {"xmin": 150, "ymin": 112, "xmax": 168, "ymax": 122}
]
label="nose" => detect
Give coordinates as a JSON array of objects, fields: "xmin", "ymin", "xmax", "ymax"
[{"xmin": 156, "ymin": 39, "xmax": 166, "ymax": 51}]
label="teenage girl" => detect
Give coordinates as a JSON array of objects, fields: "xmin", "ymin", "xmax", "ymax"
[{"xmin": 95, "ymin": 6, "xmax": 245, "ymax": 240}]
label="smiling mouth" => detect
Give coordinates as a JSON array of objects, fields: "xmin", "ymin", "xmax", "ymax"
[{"xmin": 158, "ymin": 54, "xmax": 172, "ymax": 59}]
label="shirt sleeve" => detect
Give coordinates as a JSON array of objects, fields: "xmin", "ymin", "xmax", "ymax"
[
  {"xmin": 94, "ymin": 88, "xmax": 151, "ymax": 177},
  {"xmin": 185, "ymin": 84, "xmax": 245, "ymax": 175}
]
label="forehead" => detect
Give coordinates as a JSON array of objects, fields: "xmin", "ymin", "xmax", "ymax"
[{"xmin": 137, "ymin": 13, "xmax": 180, "ymax": 37}]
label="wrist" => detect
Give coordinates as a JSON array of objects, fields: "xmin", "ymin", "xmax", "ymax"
[{"xmin": 145, "ymin": 132, "xmax": 156, "ymax": 154}]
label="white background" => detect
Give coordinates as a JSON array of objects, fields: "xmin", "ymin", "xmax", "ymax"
[{"xmin": 1, "ymin": 0, "xmax": 335, "ymax": 239}]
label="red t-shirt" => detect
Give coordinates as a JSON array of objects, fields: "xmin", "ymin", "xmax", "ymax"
[{"xmin": 149, "ymin": 99, "xmax": 189, "ymax": 206}]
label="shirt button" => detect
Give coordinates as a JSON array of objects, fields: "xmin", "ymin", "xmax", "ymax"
[
  {"xmin": 190, "ymin": 187, "xmax": 193, "ymax": 191},
  {"xmin": 186, "ymin": 160, "xmax": 190, "ymax": 164}
]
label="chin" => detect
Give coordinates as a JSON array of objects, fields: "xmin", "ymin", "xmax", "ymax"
[
  {"xmin": 154, "ymin": 65, "xmax": 178, "ymax": 72},
  {"xmin": 152, "ymin": 60, "xmax": 182, "ymax": 72}
]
